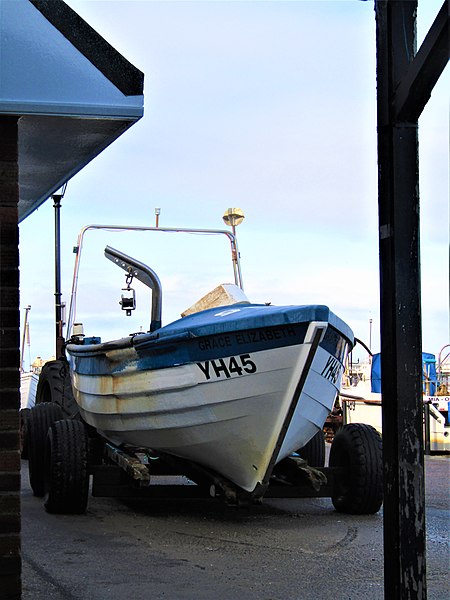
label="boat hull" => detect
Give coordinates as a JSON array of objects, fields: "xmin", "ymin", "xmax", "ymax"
[
  {"xmin": 67, "ymin": 304, "xmax": 353, "ymax": 492},
  {"xmin": 20, "ymin": 371, "xmax": 38, "ymax": 410}
]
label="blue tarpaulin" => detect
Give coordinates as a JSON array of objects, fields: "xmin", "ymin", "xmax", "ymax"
[
  {"xmin": 371, "ymin": 352, "xmax": 437, "ymax": 395},
  {"xmin": 371, "ymin": 354, "xmax": 382, "ymax": 393}
]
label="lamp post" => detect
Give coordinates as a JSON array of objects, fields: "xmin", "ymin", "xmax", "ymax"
[{"xmin": 52, "ymin": 183, "xmax": 67, "ymax": 359}]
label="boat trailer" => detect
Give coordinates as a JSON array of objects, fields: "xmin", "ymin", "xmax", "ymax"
[
  {"xmin": 24, "ymin": 372, "xmax": 383, "ymax": 516},
  {"xmin": 90, "ymin": 439, "xmax": 344, "ymax": 508}
]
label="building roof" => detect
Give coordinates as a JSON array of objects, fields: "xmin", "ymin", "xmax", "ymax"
[{"xmin": 0, "ymin": 0, "xmax": 144, "ymax": 221}]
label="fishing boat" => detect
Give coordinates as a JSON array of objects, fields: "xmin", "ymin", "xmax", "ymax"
[
  {"xmin": 28, "ymin": 219, "xmax": 384, "ymax": 517},
  {"xmin": 63, "ymin": 223, "xmax": 354, "ymax": 494}
]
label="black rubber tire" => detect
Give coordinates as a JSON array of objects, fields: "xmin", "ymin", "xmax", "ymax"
[
  {"xmin": 28, "ymin": 403, "xmax": 65, "ymax": 497},
  {"xmin": 329, "ymin": 423, "xmax": 383, "ymax": 515},
  {"xmin": 44, "ymin": 419, "xmax": 89, "ymax": 515},
  {"xmin": 20, "ymin": 408, "xmax": 31, "ymax": 460},
  {"xmin": 35, "ymin": 359, "xmax": 79, "ymax": 417},
  {"xmin": 297, "ymin": 429, "xmax": 326, "ymax": 467}
]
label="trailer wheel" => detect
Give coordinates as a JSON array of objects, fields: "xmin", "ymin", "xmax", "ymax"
[
  {"xmin": 44, "ymin": 419, "xmax": 89, "ymax": 514},
  {"xmin": 35, "ymin": 359, "xmax": 79, "ymax": 417},
  {"xmin": 329, "ymin": 423, "xmax": 383, "ymax": 515},
  {"xmin": 20, "ymin": 408, "xmax": 30, "ymax": 460},
  {"xmin": 28, "ymin": 403, "xmax": 64, "ymax": 496},
  {"xmin": 297, "ymin": 429, "xmax": 326, "ymax": 467}
]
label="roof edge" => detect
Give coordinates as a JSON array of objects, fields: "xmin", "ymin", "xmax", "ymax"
[{"xmin": 28, "ymin": 0, "xmax": 144, "ymax": 97}]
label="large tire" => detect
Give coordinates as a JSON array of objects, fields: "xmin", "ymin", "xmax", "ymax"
[
  {"xmin": 329, "ymin": 423, "xmax": 383, "ymax": 515},
  {"xmin": 297, "ymin": 429, "xmax": 326, "ymax": 467},
  {"xmin": 20, "ymin": 408, "xmax": 31, "ymax": 460},
  {"xmin": 28, "ymin": 403, "xmax": 64, "ymax": 496},
  {"xmin": 35, "ymin": 359, "xmax": 79, "ymax": 417},
  {"xmin": 44, "ymin": 419, "xmax": 89, "ymax": 515}
]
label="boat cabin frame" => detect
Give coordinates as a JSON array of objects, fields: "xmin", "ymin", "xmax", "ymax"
[{"xmin": 66, "ymin": 223, "xmax": 244, "ymax": 339}]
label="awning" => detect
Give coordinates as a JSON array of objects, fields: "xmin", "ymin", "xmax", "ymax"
[{"xmin": 0, "ymin": 0, "xmax": 144, "ymax": 221}]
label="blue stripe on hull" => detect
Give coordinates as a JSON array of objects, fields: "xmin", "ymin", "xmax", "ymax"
[
  {"xmin": 67, "ymin": 304, "xmax": 354, "ymax": 377},
  {"xmin": 134, "ymin": 322, "xmax": 309, "ymax": 370}
]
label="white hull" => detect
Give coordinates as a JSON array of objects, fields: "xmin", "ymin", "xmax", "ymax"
[
  {"xmin": 20, "ymin": 371, "xmax": 38, "ymax": 410},
  {"xmin": 70, "ymin": 322, "xmax": 345, "ymax": 491}
]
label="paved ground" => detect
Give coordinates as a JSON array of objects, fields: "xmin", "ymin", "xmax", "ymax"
[{"xmin": 21, "ymin": 455, "xmax": 449, "ymax": 600}]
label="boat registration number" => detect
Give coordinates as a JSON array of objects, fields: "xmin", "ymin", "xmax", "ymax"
[
  {"xmin": 321, "ymin": 355, "xmax": 343, "ymax": 385},
  {"xmin": 197, "ymin": 354, "xmax": 257, "ymax": 380}
]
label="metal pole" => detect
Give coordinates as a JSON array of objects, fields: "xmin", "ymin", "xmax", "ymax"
[
  {"xmin": 423, "ymin": 402, "xmax": 431, "ymax": 456},
  {"xmin": 222, "ymin": 208, "xmax": 245, "ymax": 291},
  {"xmin": 20, "ymin": 305, "xmax": 31, "ymax": 372},
  {"xmin": 53, "ymin": 194, "xmax": 64, "ymax": 359},
  {"xmin": 66, "ymin": 224, "xmax": 244, "ymax": 337}
]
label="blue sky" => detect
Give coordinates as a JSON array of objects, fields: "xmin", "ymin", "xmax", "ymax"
[{"xmin": 19, "ymin": 0, "xmax": 449, "ymax": 367}]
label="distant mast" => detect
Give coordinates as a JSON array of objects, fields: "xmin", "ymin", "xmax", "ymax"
[{"xmin": 20, "ymin": 305, "xmax": 31, "ymax": 373}]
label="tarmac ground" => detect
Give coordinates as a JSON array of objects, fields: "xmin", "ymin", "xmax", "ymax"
[{"xmin": 21, "ymin": 453, "xmax": 449, "ymax": 600}]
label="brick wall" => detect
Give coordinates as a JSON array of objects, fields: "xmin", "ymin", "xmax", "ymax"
[{"xmin": 0, "ymin": 116, "xmax": 21, "ymax": 599}]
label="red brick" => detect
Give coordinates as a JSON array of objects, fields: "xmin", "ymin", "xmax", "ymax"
[
  {"xmin": 0, "ymin": 432, "xmax": 19, "ymax": 451},
  {"xmin": 0, "ymin": 349, "xmax": 20, "ymax": 369},
  {"xmin": 0, "ymin": 451, "xmax": 20, "ymax": 471},
  {"xmin": 0, "ymin": 390, "xmax": 20, "ymax": 411},
  {"xmin": 0, "ymin": 555, "xmax": 21, "ymax": 577},
  {"xmin": 0, "ymin": 473, "xmax": 20, "ymax": 491},
  {"xmin": 0, "ymin": 370, "xmax": 19, "ymax": 389},
  {"xmin": 0, "ymin": 411, "xmax": 19, "ymax": 432},
  {"xmin": 0, "ymin": 288, "xmax": 19, "ymax": 309},
  {"xmin": 0, "ymin": 574, "xmax": 21, "ymax": 600},
  {"xmin": 0, "ymin": 330, "xmax": 19, "ymax": 351},
  {"xmin": 0, "ymin": 533, "xmax": 20, "ymax": 555},
  {"xmin": 0, "ymin": 514, "xmax": 20, "ymax": 534},
  {"xmin": 0, "ymin": 493, "xmax": 20, "ymax": 514},
  {"xmin": 0, "ymin": 308, "xmax": 19, "ymax": 330}
]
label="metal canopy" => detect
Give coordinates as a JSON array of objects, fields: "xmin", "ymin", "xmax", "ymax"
[{"xmin": 0, "ymin": 0, "xmax": 144, "ymax": 221}]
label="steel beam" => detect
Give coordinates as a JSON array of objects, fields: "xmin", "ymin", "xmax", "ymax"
[
  {"xmin": 376, "ymin": 1, "xmax": 430, "ymax": 597},
  {"xmin": 394, "ymin": 1, "xmax": 449, "ymax": 122}
]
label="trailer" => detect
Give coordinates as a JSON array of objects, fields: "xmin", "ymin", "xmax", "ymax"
[{"xmin": 24, "ymin": 358, "xmax": 383, "ymax": 516}]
